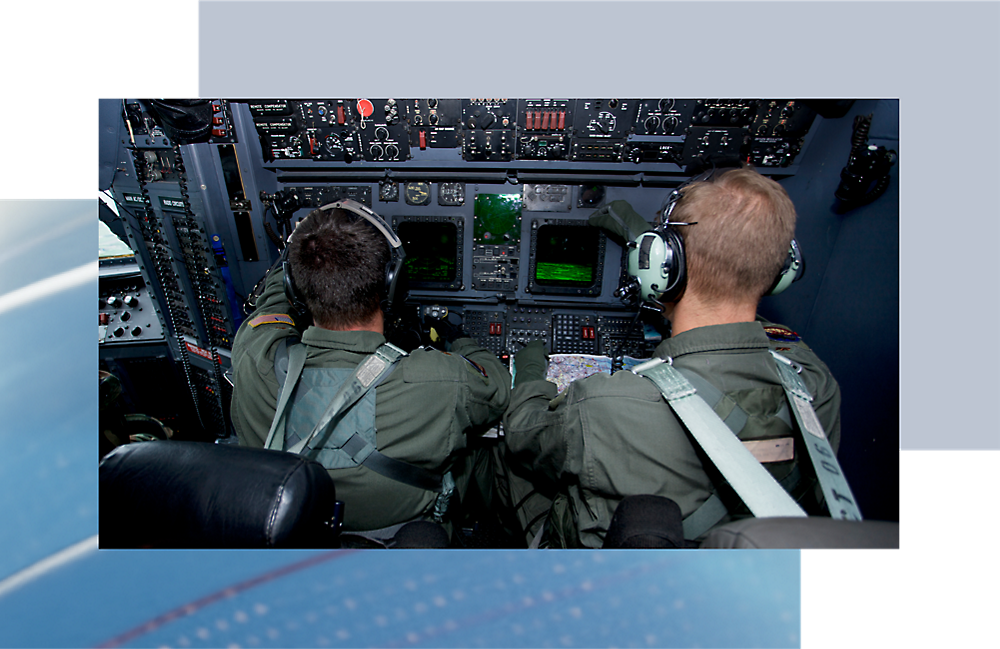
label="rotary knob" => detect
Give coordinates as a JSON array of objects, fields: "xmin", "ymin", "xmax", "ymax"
[
  {"xmin": 123, "ymin": 295, "xmax": 138, "ymax": 307},
  {"xmin": 106, "ymin": 296, "xmax": 121, "ymax": 308}
]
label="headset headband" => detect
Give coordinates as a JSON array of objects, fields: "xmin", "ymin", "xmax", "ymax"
[
  {"xmin": 286, "ymin": 199, "xmax": 407, "ymax": 318},
  {"xmin": 318, "ymin": 199, "xmax": 403, "ymax": 251}
]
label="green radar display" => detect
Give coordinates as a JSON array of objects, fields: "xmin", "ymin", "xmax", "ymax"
[
  {"xmin": 398, "ymin": 221, "xmax": 458, "ymax": 283},
  {"xmin": 473, "ymin": 194, "xmax": 521, "ymax": 245},
  {"xmin": 534, "ymin": 224, "xmax": 600, "ymax": 288}
]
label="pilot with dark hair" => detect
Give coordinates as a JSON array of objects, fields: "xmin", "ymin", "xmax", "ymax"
[
  {"xmin": 230, "ymin": 204, "xmax": 510, "ymax": 542},
  {"xmin": 498, "ymin": 167, "xmax": 842, "ymax": 548}
]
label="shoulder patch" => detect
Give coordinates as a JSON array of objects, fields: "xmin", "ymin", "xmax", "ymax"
[
  {"xmin": 462, "ymin": 355, "xmax": 488, "ymax": 378},
  {"xmin": 763, "ymin": 325, "xmax": 801, "ymax": 343},
  {"xmin": 249, "ymin": 313, "xmax": 296, "ymax": 328}
]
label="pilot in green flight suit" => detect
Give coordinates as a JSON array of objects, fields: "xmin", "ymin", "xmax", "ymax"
[
  {"xmin": 497, "ymin": 168, "xmax": 842, "ymax": 548},
  {"xmin": 230, "ymin": 205, "xmax": 510, "ymax": 538}
]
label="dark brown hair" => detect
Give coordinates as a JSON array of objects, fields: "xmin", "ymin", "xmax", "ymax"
[{"xmin": 288, "ymin": 207, "xmax": 390, "ymax": 329}]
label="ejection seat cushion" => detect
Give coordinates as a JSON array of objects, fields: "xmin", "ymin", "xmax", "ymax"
[
  {"xmin": 700, "ymin": 517, "xmax": 899, "ymax": 549},
  {"xmin": 99, "ymin": 441, "xmax": 338, "ymax": 549}
]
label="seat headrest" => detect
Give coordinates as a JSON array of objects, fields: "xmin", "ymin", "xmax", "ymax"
[{"xmin": 99, "ymin": 441, "xmax": 339, "ymax": 549}]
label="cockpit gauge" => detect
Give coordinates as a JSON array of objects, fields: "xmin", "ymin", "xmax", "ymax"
[
  {"xmin": 379, "ymin": 180, "xmax": 399, "ymax": 202},
  {"xmin": 438, "ymin": 182, "xmax": 465, "ymax": 206},
  {"xmin": 404, "ymin": 181, "xmax": 431, "ymax": 206}
]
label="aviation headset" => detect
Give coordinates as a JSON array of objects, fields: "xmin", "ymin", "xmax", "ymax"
[
  {"xmin": 626, "ymin": 169, "xmax": 804, "ymax": 307},
  {"xmin": 283, "ymin": 199, "xmax": 407, "ymax": 318}
]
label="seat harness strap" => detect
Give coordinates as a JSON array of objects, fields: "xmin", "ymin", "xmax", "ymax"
[
  {"xmin": 769, "ymin": 351, "xmax": 863, "ymax": 520},
  {"xmin": 632, "ymin": 358, "xmax": 807, "ymax": 522},
  {"xmin": 266, "ymin": 340, "xmax": 453, "ymax": 522}
]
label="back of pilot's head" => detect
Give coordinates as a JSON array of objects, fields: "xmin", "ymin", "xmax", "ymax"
[
  {"xmin": 288, "ymin": 207, "xmax": 391, "ymax": 329},
  {"xmin": 672, "ymin": 167, "xmax": 796, "ymax": 304}
]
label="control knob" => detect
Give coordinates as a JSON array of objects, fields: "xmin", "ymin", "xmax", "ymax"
[
  {"xmin": 123, "ymin": 295, "xmax": 138, "ymax": 307},
  {"xmin": 106, "ymin": 296, "xmax": 122, "ymax": 308}
]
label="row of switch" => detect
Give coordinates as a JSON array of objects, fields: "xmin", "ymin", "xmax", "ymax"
[
  {"xmin": 524, "ymin": 111, "xmax": 567, "ymax": 131},
  {"xmin": 212, "ymin": 103, "xmax": 227, "ymax": 137},
  {"xmin": 105, "ymin": 295, "xmax": 139, "ymax": 308}
]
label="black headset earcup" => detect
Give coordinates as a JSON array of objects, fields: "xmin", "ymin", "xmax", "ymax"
[
  {"xmin": 383, "ymin": 254, "xmax": 406, "ymax": 313},
  {"xmin": 282, "ymin": 260, "xmax": 310, "ymax": 317}
]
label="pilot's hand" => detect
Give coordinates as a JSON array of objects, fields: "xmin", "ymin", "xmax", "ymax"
[{"xmin": 513, "ymin": 339, "xmax": 548, "ymax": 387}]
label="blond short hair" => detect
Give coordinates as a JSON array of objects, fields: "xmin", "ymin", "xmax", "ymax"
[{"xmin": 671, "ymin": 167, "xmax": 797, "ymax": 304}]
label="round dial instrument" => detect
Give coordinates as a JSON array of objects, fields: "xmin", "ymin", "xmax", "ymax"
[{"xmin": 404, "ymin": 182, "xmax": 431, "ymax": 206}]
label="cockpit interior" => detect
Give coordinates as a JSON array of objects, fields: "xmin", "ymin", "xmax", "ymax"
[{"xmin": 97, "ymin": 97, "xmax": 899, "ymax": 548}]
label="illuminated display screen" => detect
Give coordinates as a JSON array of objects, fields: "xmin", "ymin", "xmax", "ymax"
[
  {"xmin": 398, "ymin": 221, "xmax": 458, "ymax": 283},
  {"xmin": 534, "ymin": 224, "xmax": 600, "ymax": 287}
]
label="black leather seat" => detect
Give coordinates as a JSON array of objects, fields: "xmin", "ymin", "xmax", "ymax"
[
  {"xmin": 602, "ymin": 495, "xmax": 900, "ymax": 549},
  {"xmin": 99, "ymin": 441, "xmax": 341, "ymax": 548},
  {"xmin": 700, "ymin": 516, "xmax": 899, "ymax": 549}
]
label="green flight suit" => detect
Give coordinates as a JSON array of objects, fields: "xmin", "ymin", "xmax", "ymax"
[
  {"xmin": 500, "ymin": 318, "xmax": 841, "ymax": 548},
  {"xmin": 230, "ymin": 266, "xmax": 511, "ymax": 534}
]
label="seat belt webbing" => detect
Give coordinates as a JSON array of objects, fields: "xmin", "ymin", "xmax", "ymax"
[
  {"xmin": 674, "ymin": 368, "xmax": 795, "ymax": 538},
  {"xmin": 633, "ymin": 358, "xmax": 806, "ymax": 520},
  {"xmin": 265, "ymin": 341, "xmax": 455, "ymax": 520},
  {"xmin": 769, "ymin": 351, "xmax": 863, "ymax": 520}
]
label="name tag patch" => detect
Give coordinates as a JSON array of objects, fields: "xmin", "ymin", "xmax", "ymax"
[{"xmin": 742, "ymin": 437, "xmax": 794, "ymax": 463}]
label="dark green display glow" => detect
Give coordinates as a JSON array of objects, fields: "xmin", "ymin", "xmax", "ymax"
[
  {"xmin": 534, "ymin": 224, "xmax": 599, "ymax": 287},
  {"xmin": 536, "ymin": 262, "xmax": 593, "ymax": 283},
  {"xmin": 473, "ymin": 194, "xmax": 521, "ymax": 244},
  {"xmin": 398, "ymin": 222, "xmax": 457, "ymax": 283}
]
